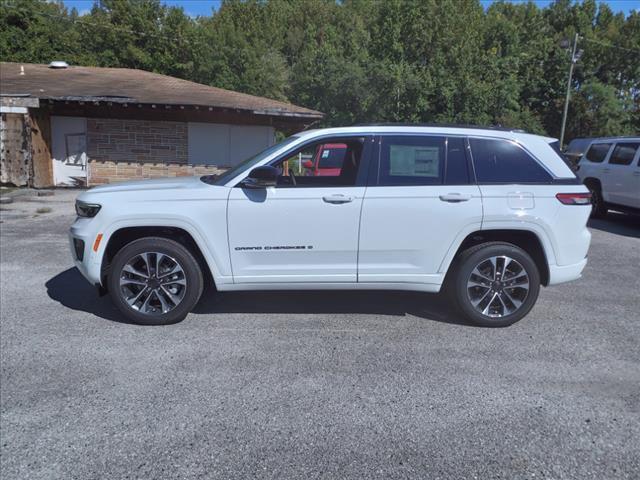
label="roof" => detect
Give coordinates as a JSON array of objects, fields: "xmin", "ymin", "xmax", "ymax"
[
  {"xmin": 354, "ymin": 122, "xmax": 526, "ymax": 133},
  {"xmin": 0, "ymin": 62, "xmax": 322, "ymax": 120},
  {"xmin": 572, "ymin": 136, "xmax": 640, "ymax": 143},
  {"xmin": 298, "ymin": 125, "xmax": 556, "ymax": 143}
]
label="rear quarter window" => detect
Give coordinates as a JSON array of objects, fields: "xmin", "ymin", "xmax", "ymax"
[
  {"xmin": 585, "ymin": 143, "xmax": 611, "ymax": 163},
  {"xmin": 469, "ymin": 138, "xmax": 552, "ymax": 183},
  {"xmin": 608, "ymin": 143, "xmax": 639, "ymax": 166}
]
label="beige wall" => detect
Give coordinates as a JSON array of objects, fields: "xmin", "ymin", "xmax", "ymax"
[{"xmin": 88, "ymin": 161, "xmax": 225, "ymax": 185}]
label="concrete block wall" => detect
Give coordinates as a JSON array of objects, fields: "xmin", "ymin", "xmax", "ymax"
[
  {"xmin": 86, "ymin": 118, "xmax": 225, "ymax": 185},
  {"xmin": 88, "ymin": 161, "xmax": 225, "ymax": 185}
]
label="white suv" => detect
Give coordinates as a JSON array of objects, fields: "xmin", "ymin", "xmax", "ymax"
[
  {"xmin": 576, "ymin": 137, "xmax": 640, "ymax": 217},
  {"xmin": 70, "ymin": 125, "xmax": 592, "ymax": 327}
]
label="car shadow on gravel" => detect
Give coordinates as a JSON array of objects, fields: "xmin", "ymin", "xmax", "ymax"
[
  {"xmin": 46, "ymin": 268, "xmax": 474, "ymax": 326},
  {"xmin": 588, "ymin": 212, "xmax": 640, "ymax": 238},
  {"xmin": 45, "ymin": 268, "xmax": 126, "ymax": 323}
]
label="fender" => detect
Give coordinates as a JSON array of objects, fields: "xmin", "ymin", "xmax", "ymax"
[
  {"xmin": 91, "ymin": 216, "xmax": 231, "ymax": 287},
  {"xmin": 437, "ymin": 220, "xmax": 558, "ymax": 275},
  {"xmin": 481, "ymin": 220, "xmax": 558, "ymax": 264}
]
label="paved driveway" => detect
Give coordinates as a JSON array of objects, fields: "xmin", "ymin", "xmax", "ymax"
[{"xmin": 1, "ymin": 191, "xmax": 639, "ymax": 479}]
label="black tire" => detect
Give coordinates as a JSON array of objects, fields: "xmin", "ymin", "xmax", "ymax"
[
  {"xmin": 108, "ymin": 237, "xmax": 204, "ymax": 325},
  {"xmin": 449, "ymin": 242, "xmax": 540, "ymax": 327},
  {"xmin": 587, "ymin": 182, "xmax": 608, "ymax": 218}
]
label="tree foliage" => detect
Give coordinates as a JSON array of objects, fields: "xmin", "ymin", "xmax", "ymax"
[{"xmin": 1, "ymin": 0, "xmax": 638, "ymax": 141}]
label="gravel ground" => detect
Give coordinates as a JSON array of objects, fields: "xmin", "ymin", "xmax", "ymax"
[{"xmin": 1, "ymin": 190, "xmax": 639, "ymax": 479}]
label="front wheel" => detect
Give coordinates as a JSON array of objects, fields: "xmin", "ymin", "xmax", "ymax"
[
  {"xmin": 108, "ymin": 237, "xmax": 204, "ymax": 325},
  {"xmin": 450, "ymin": 242, "xmax": 540, "ymax": 327}
]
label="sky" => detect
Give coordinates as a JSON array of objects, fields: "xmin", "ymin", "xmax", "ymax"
[{"xmin": 60, "ymin": 0, "xmax": 640, "ymax": 18}]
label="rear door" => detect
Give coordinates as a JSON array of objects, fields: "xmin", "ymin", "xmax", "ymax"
[
  {"xmin": 357, "ymin": 135, "xmax": 482, "ymax": 286},
  {"xmin": 578, "ymin": 142, "xmax": 612, "ymax": 192},
  {"xmin": 605, "ymin": 142, "xmax": 640, "ymax": 208}
]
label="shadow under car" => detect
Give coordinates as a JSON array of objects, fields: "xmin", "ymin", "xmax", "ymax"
[
  {"xmin": 587, "ymin": 211, "xmax": 640, "ymax": 239},
  {"xmin": 46, "ymin": 267, "xmax": 473, "ymax": 326}
]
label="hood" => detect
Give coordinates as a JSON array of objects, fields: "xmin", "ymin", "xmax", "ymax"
[{"xmin": 87, "ymin": 176, "xmax": 205, "ymax": 194}]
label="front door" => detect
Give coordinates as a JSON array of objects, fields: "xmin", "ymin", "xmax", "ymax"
[{"xmin": 227, "ymin": 136, "xmax": 372, "ymax": 284}]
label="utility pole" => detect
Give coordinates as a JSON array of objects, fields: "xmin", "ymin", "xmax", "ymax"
[{"xmin": 559, "ymin": 33, "xmax": 582, "ymax": 149}]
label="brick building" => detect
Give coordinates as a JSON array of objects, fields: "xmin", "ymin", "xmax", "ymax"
[{"xmin": 0, "ymin": 62, "xmax": 322, "ymax": 187}]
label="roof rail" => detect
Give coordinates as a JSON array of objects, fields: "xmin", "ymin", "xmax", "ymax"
[{"xmin": 351, "ymin": 122, "xmax": 527, "ymax": 133}]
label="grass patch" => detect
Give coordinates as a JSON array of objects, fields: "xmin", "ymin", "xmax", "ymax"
[{"xmin": 36, "ymin": 207, "xmax": 52, "ymax": 214}]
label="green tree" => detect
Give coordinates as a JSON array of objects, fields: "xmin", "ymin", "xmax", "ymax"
[{"xmin": 1, "ymin": 0, "xmax": 638, "ymax": 138}]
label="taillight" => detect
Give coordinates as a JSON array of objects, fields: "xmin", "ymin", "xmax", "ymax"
[{"xmin": 556, "ymin": 193, "xmax": 591, "ymax": 205}]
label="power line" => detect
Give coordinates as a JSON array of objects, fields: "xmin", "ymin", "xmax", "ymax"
[{"xmin": 579, "ymin": 37, "xmax": 640, "ymax": 55}]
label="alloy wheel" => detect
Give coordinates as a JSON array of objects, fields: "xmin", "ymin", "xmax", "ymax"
[
  {"xmin": 466, "ymin": 255, "xmax": 530, "ymax": 318},
  {"xmin": 119, "ymin": 252, "xmax": 187, "ymax": 315}
]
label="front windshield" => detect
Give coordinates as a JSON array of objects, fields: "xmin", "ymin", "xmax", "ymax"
[{"xmin": 203, "ymin": 136, "xmax": 299, "ymax": 186}]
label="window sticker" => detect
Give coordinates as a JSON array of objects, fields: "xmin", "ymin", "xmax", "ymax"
[
  {"xmin": 322, "ymin": 150, "xmax": 331, "ymax": 158},
  {"xmin": 389, "ymin": 145, "xmax": 440, "ymax": 177}
]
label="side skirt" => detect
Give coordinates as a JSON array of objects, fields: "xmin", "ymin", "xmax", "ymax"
[{"xmin": 217, "ymin": 282, "xmax": 442, "ymax": 293}]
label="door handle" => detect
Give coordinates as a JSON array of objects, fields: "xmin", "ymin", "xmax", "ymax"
[
  {"xmin": 322, "ymin": 194, "xmax": 354, "ymax": 204},
  {"xmin": 439, "ymin": 193, "xmax": 471, "ymax": 203}
]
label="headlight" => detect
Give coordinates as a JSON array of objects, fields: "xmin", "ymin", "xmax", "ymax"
[{"xmin": 75, "ymin": 200, "xmax": 101, "ymax": 218}]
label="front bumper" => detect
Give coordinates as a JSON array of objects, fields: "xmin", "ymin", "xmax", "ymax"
[{"xmin": 69, "ymin": 219, "xmax": 103, "ymax": 286}]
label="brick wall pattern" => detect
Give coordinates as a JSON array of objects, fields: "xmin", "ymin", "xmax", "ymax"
[{"xmin": 86, "ymin": 117, "xmax": 227, "ymax": 185}]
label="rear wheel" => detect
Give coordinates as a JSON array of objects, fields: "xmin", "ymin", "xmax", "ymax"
[
  {"xmin": 586, "ymin": 182, "xmax": 608, "ymax": 218},
  {"xmin": 108, "ymin": 237, "xmax": 203, "ymax": 325},
  {"xmin": 450, "ymin": 242, "xmax": 540, "ymax": 327}
]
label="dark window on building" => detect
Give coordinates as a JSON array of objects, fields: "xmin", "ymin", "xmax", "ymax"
[
  {"xmin": 445, "ymin": 137, "xmax": 470, "ymax": 184},
  {"xmin": 585, "ymin": 143, "xmax": 611, "ymax": 163},
  {"xmin": 469, "ymin": 138, "xmax": 552, "ymax": 183},
  {"xmin": 608, "ymin": 143, "xmax": 639, "ymax": 166},
  {"xmin": 378, "ymin": 135, "xmax": 444, "ymax": 186}
]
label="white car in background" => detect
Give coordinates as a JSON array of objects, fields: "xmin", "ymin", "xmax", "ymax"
[
  {"xmin": 576, "ymin": 137, "xmax": 640, "ymax": 218},
  {"xmin": 70, "ymin": 125, "xmax": 592, "ymax": 327}
]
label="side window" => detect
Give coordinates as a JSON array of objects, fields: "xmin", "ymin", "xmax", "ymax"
[
  {"xmin": 271, "ymin": 137, "xmax": 365, "ymax": 187},
  {"xmin": 585, "ymin": 143, "xmax": 611, "ymax": 163},
  {"xmin": 608, "ymin": 143, "xmax": 639, "ymax": 166},
  {"xmin": 469, "ymin": 138, "xmax": 552, "ymax": 183},
  {"xmin": 378, "ymin": 135, "xmax": 444, "ymax": 186},
  {"xmin": 445, "ymin": 137, "xmax": 470, "ymax": 184}
]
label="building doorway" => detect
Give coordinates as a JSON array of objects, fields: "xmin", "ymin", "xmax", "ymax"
[{"xmin": 51, "ymin": 116, "xmax": 87, "ymax": 186}]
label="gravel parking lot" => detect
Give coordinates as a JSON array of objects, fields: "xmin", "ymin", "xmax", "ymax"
[{"xmin": 1, "ymin": 190, "xmax": 639, "ymax": 479}]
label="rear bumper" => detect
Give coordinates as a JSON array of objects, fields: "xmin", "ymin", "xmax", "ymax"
[{"xmin": 548, "ymin": 257, "xmax": 588, "ymax": 285}]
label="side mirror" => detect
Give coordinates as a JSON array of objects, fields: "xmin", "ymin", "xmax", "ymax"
[
  {"xmin": 303, "ymin": 160, "xmax": 313, "ymax": 169},
  {"xmin": 242, "ymin": 165, "xmax": 278, "ymax": 188}
]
